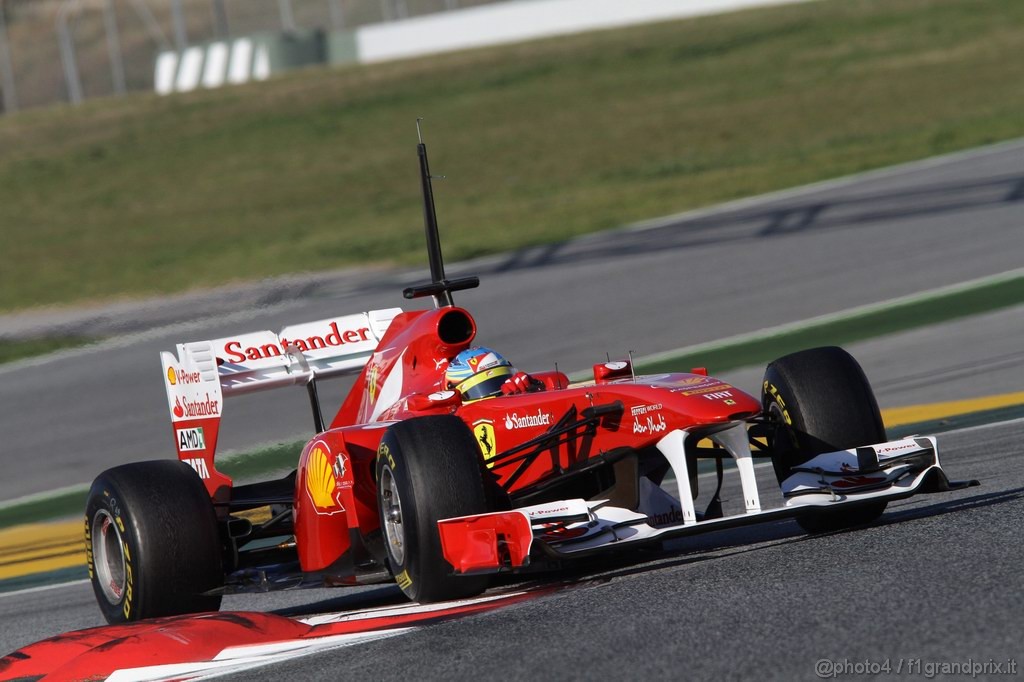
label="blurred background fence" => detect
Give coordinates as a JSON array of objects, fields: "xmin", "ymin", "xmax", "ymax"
[{"xmin": 0, "ymin": 0, "xmax": 509, "ymax": 112}]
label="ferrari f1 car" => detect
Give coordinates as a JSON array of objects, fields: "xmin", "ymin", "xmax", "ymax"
[{"xmin": 85, "ymin": 132, "xmax": 976, "ymax": 623}]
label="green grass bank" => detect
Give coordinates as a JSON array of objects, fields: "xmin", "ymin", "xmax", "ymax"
[{"xmin": 2, "ymin": 0, "xmax": 1023, "ymax": 312}]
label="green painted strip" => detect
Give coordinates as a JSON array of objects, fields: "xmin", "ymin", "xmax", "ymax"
[
  {"xmin": 0, "ymin": 443, "xmax": 304, "ymax": 531},
  {"xmin": 4, "ymin": 401, "xmax": 1019, "ymax": 531},
  {"xmin": 218, "ymin": 442, "xmax": 303, "ymax": 481},
  {"xmin": 887, "ymin": 404, "xmax": 1024, "ymax": 440},
  {"xmin": 4, "ymin": 271, "xmax": 1022, "ymax": 529},
  {"xmin": 0, "ymin": 566, "xmax": 88, "ymax": 596},
  {"xmin": 635, "ymin": 272, "xmax": 1024, "ymax": 376},
  {"xmin": 0, "ymin": 337, "xmax": 92, "ymax": 366},
  {"xmin": 0, "ymin": 490, "xmax": 88, "ymax": 532}
]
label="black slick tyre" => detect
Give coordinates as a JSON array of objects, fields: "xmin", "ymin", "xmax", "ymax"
[
  {"xmin": 376, "ymin": 416, "xmax": 490, "ymax": 602},
  {"xmin": 762, "ymin": 346, "xmax": 888, "ymax": 533},
  {"xmin": 85, "ymin": 460, "xmax": 224, "ymax": 623}
]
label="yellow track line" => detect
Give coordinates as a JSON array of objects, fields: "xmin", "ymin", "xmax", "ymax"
[
  {"xmin": 0, "ymin": 519, "xmax": 84, "ymax": 581},
  {"xmin": 2, "ymin": 392, "xmax": 1022, "ymax": 584},
  {"xmin": 882, "ymin": 391, "xmax": 1024, "ymax": 428}
]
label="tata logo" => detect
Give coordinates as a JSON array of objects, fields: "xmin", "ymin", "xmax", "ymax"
[
  {"xmin": 177, "ymin": 427, "xmax": 206, "ymax": 452},
  {"xmin": 184, "ymin": 457, "xmax": 211, "ymax": 479}
]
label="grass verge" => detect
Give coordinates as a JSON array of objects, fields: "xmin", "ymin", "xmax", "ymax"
[
  {"xmin": 4, "ymin": 272, "xmax": 1023, "ymax": 528},
  {"xmin": 0, "ymin": 444, "xmax": 303, "ymax": 531},
  {"xmin": 0, "ymin": 337, "xmax": 92, "ymax": 365},
  {"xmin": 2, "ymin": 0, "xmax": 1024, "ymax": 311},
  {"xmin": 6, "ymin": 400, "xmax": 1021, "ymax": 531},
  {"xmin": 636, "ymin": 273, "xmax": 1024, "ymax": 375},
  {"xmin": 0, "ymin": 490, "xmax": 89, "ymax": 531}
]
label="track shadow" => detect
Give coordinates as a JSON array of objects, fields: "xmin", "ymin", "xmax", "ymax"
[
  {"xmin": 873, "ymin": 485, "xmax": 1022, "ymax": 527},
  {"xmin": 497, "ymin": 484, "xmax": 1022, "ymax": 588},
  {"xmin": 264, "ymin": 486, "xmax": 1020, "ymax": 619},
  {"xmin": 269, "ymin": 584, "xmax": 408, "ymax": 618},
  {"xmin": 480, "ymin": 173, "xmax": 1024, "ymax": 274}
]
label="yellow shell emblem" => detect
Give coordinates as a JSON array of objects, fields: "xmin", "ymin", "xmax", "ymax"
[
  {"xmin": 167, "ymin": 367, "xmax": 177, "ymax": 385},
  {"xmin": 306, "ymin": 447, "xmax": 338, "ymax": 510}
]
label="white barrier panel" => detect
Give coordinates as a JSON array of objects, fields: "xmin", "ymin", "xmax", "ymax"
[
  {"xmin": 357, "ymin": 0, "xmax": 810, "ymax": 63},
  {"xmin": 154, "ymin": 0, "xmax": 811, "ymax": 94},
  {"xmin": 176, "ymin": 46, "xmax": 205, "ymax": 92},
  {"xmin": 253, "ymin": 44, "xmax": 271, "ymax": 82},
  {"xmin": 202, "ymin": 42, "xmax": 229, "ymax": 89},
  {"xmin": 156, "ymin": 38, "xmax": 258, "ymax": 95},
  {"xmin": 154, "ymin": 52, "xmax": 178, "ymax": 95},
  {"xmin": 228, "ymin": 38, "xmax": 254, "ymax": 85}
]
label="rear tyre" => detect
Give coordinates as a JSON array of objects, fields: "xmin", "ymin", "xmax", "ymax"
[
  {"xmin": 762, "ymin": 346, "xmax": 888, "ymax": 533},
  {"xmin": 376, "ymin": 416, "xmax": 490, "ymax": 602},
  {"xmin": 85, "ymin": 460, "xmax": 223, "ymax": 623}
]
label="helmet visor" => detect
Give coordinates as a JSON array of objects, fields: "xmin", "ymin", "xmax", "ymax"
[{"xmin": 456, "ymin": 366, "xmax": 513, "ymax": 401}]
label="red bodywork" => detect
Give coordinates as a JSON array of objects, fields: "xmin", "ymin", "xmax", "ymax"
[{"xmin": 280, "ymin": 306, "xmax": 760, "ymax": 575}]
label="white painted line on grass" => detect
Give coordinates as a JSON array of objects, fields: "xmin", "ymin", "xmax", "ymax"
[
  {"xmin": 621, "ymin": 136, "xmax": 1024, "ymax": 235},
  {"xmin": 0, "ymin": 300, "xmax": 302, "ymax": 377},
  {"xmin": 0, "ymin": 483, "xmax": 89, "ymax": 510},
  {"xmin": 0, "ymin": 579, "xmax": 90, "ymax": 600},
  {"xmin": 578, "ymin": 265, "xmax": 1024, "ymax": 378}
]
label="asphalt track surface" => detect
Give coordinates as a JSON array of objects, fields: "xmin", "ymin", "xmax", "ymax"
[
  {"xmin": 0, "ymin": 141, "xmax": 1022, "ymax": 674},
  {"xmin": 1, "ymin": 139, "xmax": 1022, "ymax": 503},
  {"xmin": 1, "ymin": 418, "xmax": 1020, "ymax": 679}
]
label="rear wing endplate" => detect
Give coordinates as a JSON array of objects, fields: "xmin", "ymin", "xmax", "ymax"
[{"xmin": 158, "ymin": 308, "xmax": 401, "ymax": 496}]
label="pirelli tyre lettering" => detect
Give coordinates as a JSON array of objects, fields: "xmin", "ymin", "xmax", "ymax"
[{"xmin": 85, "ymin": 460, "xmax": 224, "ymax": 623}]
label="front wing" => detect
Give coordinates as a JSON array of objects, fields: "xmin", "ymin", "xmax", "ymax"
[{"xmin": 437, "ymin": 435, "xmax": 977, "ymax": 574}]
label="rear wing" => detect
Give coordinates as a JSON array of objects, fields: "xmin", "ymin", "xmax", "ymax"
[{"xmin": 159, "ymin": 307, "xmax": 401, "ymax": 496}]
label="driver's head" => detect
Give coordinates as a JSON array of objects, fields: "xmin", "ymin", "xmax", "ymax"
[{"xmin": 445, "ymin": 347, "xmax": 514, "ymax": 401}]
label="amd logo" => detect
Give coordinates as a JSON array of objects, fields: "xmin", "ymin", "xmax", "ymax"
[{"xmin": 177, "ymin": 427, "xmax": 206, "ymax": 452}]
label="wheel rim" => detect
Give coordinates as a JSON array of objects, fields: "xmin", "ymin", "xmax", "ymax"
[
  {"xmin": 92, "ymin": 509, "xmax": 127, "ymax": 605},
  {"xmin": 380, "ymin": 466, "xmax": 405, "ymax": 565}
]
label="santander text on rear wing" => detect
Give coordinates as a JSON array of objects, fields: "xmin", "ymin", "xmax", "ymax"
[{"xmin": 159, "ymin": 308, "xmax": 401, "ymax": 496}]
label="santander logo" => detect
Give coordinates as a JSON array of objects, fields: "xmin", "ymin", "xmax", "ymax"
[
  {"xmin": 222, "ymin": 323, "xmax": 371, "ymax": 363},
  {"xmin": 504, "ymin": 409, "xmax": 552, "ymax": 430},
  {"xmin": 173, "ymin": 394, "xmax": 220, "ymax": 419}
]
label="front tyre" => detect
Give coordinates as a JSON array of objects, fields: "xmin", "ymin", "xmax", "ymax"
[
  {"xmin": 85, "ymin": 460, "xmax": 223, "ymax": 623},
  {"xmin": 762, "ymin": 346, "xmax": 888, "ymax": 533},
  {"xmin": 376, "ymin": 416, "xmax": 490, "ymax": 602}
]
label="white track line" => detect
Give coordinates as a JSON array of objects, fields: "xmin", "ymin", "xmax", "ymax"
[
  {"xmin": 0, "ymin": 579, "xmax": 90, "ymax": 600},
  {"xmin": 621, "ymin": 135, "xmax": 1024, "ymax": 235}
]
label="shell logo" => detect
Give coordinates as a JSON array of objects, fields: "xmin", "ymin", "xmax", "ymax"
[
  {"xmin": 306, "ymin": 446, "xmax": 340, "ymax": 513},
  {"xmin": 167, "ymin": 367, "xmax": 177, "ymax": 385}
]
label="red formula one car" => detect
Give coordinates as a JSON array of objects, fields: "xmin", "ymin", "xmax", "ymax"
[{"xmin": 85, "ymin": 134, "xmax": 976, "ymax": 623}]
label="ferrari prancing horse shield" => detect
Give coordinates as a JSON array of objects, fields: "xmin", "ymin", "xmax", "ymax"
[{"xmin": 473, "ymin": 421, "xmax": 496, "ymax": 468}]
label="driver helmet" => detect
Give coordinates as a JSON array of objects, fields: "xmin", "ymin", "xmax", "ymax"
[{"xmin": 445, "ymin": 347, "xmax": 514, "ymax": 401}]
